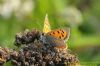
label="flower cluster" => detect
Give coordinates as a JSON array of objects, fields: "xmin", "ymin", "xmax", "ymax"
[{"xmin": 0, "ymin": 29, "xmax": 79, "ymax": 66}]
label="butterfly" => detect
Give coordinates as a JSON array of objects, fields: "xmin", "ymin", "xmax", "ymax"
[{"xmin": 42, "ymin": 14, "xmax": 70, "ymax": 50}]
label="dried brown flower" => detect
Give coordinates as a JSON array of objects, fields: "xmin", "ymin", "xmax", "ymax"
[
  {"xmin": 0, "ymin": 29, "xmax": 80, "ymax": 66},
  {"xmin": 0, "ymin": 47, "xmax": 10, "ymax": 66}
]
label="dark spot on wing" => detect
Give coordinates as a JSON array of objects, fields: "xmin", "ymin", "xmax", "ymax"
[
  {"xmin": 50, "ymin": 33, "xmax": 52, "ymax": 35},
  {"xmin": 57, "ymin": 31, "xmax": 60, "ymax": 33},
  {"xmin": 62, "ymin": 30, "xmax": 64, "ymax": 33},
  {"xmin": 59, "ymin": 36, "xmax": 61, "ymax": 39},
  {"xmin": 52, "ymin": 32, "xmax": 55, "ymax": 34},
  {"xmin": 61, "ymin": 34, "xmax": 64, "ymax": 37}
]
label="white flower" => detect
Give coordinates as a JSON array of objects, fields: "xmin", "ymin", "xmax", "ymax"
[
  {"xmin": 0, "ymin": 2, "xmax": 13, "ymax": 18},
  {"xmin": 0, "ymin": 0, "xmax": 34, "ymax": 18},
  {"xmin": 61, "ymin": 6, "xmax": 83, "ymax": 26},
  {"xmin": 9, "ymin": 0, "xmax": 21, "ymax": 11},
  {"xmin": 16, "ymin": 0, "xmax": 34, "ymax": 18}
]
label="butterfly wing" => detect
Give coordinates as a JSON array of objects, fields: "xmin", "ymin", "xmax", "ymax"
[
  {"xmin": 43, "ymin": 14, "xmax": 51, "ymax": 33},
  {"xmin": 47, "ymin": 28, "xmax": 70, "ymax": 41},
  {"xmin": 45, "ymin": 35, "xmax": 66, "ymax": 49}
]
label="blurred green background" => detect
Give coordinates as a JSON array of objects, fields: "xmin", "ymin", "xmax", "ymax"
[{"xmin": 0, "ymin": 0, "xmax": 100, "ymax": 65}]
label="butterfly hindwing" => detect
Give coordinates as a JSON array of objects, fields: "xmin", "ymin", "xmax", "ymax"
[{"xmin": 45, "ymin": 35, "xmax": 66, "ymax": 49}]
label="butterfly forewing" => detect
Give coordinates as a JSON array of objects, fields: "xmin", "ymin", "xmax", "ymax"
[{"xmin": 47, "ymin": 29, "xmax": 70, "ymax": 41}]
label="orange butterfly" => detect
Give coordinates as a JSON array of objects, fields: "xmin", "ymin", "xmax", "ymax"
[{"xmin": 42, "ymin": 14, "xmax": 70, "ymax": 50}]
